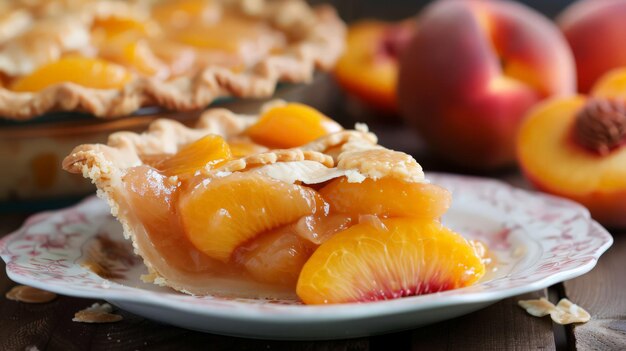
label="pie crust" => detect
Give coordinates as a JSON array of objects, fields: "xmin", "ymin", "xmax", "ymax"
[
  {"xmin": 0, "ymin": 0, "xmax": 345, "ymax": 120},
  {"xmin": 62, "ymin": 101, "xmax": 426, "ymax": 296}
]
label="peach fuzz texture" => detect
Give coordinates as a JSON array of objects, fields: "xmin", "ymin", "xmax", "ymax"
[{"xmin": 398, "ymin": 0, "xmax": 575, "ymax": 170}]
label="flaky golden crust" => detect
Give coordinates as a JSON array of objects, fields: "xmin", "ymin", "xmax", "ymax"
[{"xmin": 0, "ymin": 1, "xmax": 345, "ymax": 120}]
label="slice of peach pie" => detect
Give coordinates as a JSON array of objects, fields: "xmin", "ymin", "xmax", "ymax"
[{"xmin": 63, "ymin": 102, "xmax": 486, "ymax": 304}]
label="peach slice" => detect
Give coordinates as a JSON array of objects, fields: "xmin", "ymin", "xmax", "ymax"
[
  {"xmin": 179, "ymin": 173, "xmax": 327, "ymax": 262},
  {"xmin": 247, "ymin": 103, "xmax": 343, "ymax": 149},
  {"xmin": 11, "ymin": 56, "xmax": 133, "ymax": 92},
  {"xmin": 155, "ymin": 134, "xmax": 232, "ymax": 177},
  {"xmin": 319, "ymin": 177, "xmax": 451, "ymax": 220},
  {"xmin": 235, "ymin": 225, "xmax": 316, "ymax": 286},
  {"xmin": 296, "ymin": 218, "xmax": 485, "ymax": 304}
]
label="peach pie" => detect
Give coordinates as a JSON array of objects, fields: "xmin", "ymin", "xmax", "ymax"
[
  {"xmin": 63, "ymin": 102, "xmax": 486, "ymax": 304},
  {"xmin": 0, "ymin": 0, "xmax": 344, "ymax": 120}
]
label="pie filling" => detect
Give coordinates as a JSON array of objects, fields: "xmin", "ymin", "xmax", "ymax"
[{"xmin": 97, "ymin": 103, "xmax": 487, "ymax": 304}]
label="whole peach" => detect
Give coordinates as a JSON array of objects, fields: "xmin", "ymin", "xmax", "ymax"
[
  {"xmin": 558, "ymin": 0, "xmax": 626, "ymax": 93},
  {"xmin": 398, "ymin": 0, "xmax": 575, "ymax": 170}
]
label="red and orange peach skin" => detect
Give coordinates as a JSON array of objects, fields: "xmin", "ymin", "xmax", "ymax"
[
  {"xmin": 398, "ymin": 0, "xmax": 575, "ymax": 170},
  {"xmin": 558, "ymin": 0, "xmax": 626, "ymax": 93}
]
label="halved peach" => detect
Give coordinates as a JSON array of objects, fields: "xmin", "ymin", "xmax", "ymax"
[{"xmin": 517, "ymin": 68, "xmax": 626, "ymax": 228}]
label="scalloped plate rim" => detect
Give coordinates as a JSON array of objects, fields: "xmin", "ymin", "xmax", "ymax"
[{"xmin": 0, "ymin": 173, "xmax": 614, "ymax": 331}]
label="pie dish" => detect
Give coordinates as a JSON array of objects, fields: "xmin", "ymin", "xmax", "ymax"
[
  {"xmin": 0, "ymin": 0, "xmax": 345, "ymax": 120},
  {"xmin": 0, "ymin": 174, "xmax": 613, "ymax": 338},
  {"xmin": 62, "ymin": 101, "xmax": 487, "ymax": 304}
]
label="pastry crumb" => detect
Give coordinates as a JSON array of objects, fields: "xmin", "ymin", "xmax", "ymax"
[
  {"xmin": 518, "ymin": 297, "xmax": 554, "ymax": 317},
  {"xmin": 552, "ymin": 298, "xmax": 591, "ymax": 324},
  {"xmin": 73, "ymin": 303, "xmax": 123, "ymax": 323},
  {"xmin": 5, "ymin": 285, "xmax": 57, "ymax": 303},
  {"xmin": 518, "ymin": 297, "xmax": 590, "ymax": 324},
  {"xmin": 354, "ymin": 123, "xmax": 369, "ymax": 133}
]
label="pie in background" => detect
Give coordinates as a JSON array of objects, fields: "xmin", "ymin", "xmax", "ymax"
[{"xmin": 0, "ymin": 0, "xmax": 345, "ymax": 120}]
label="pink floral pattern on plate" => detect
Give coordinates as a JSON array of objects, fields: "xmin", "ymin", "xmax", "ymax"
[{"xmin": 0, "ymin": 173, "xmax": 613, "ymax": 339}]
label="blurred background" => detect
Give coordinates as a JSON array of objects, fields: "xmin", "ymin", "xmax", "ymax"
[
  {"xmin": 312, "ymin": 0, "xmax": 573, "ymax": 20},
  {"xmin": 2, "ymin": 0, "xmax": 626, "ymax": 231}
]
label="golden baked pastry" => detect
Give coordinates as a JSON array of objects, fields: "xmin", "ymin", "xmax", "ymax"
[
  {"xmin": 63, "ymin": 101, "xmax": 486, "ymax": 304},
  {"xmin": 0, "ymin": 0, "xmax": 345, "ymax": 120}
]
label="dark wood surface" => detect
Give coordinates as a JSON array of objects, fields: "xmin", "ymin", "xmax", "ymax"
[
  {"xmin": 2, "ymin": 122, "xmax": 625, "ymax": 350},
  {"xmin": 563, "ymin": 234, "xmax": 626, "ymax": 351}
]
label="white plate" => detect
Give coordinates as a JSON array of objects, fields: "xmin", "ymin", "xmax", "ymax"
[{"xmin": 0, "ymin": 173, "xmax": 613, "ymax": 340}]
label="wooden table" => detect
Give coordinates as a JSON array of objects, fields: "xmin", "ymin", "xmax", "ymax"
[{"xmin": 1, "ymin": 120, "xmax": 625, "ymax": 351}]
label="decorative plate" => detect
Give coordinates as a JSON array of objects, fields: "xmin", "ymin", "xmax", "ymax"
[{"xmin": 0, "ymin": 173, "xmax": 613, "ymax": 340}]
